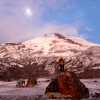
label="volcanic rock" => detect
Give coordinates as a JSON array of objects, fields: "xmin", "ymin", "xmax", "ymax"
[
  {"xmin": 43, "ymin": 72, "xmax": 89, "ymax": 99},
  {"xmin": 26, "ymin": 77, "xmax": 37, "ymax": 87}
]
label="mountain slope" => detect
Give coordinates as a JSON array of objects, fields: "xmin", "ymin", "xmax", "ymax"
[
  {"xmin": 23, "ymin": 33, "xmax": 98, "ymax": 56},
  {"xmin": 0, "ymin": 33, "xmax": 100, "ymax": 80}
]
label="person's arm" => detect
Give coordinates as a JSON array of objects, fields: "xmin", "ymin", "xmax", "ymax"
[
  {"xmin": 63, "ymin": 60, "xmax": 64, "ymax": 65},
  {"xmin": 59, "ymin": 59, "xmax": 60, "ymax": 65}
]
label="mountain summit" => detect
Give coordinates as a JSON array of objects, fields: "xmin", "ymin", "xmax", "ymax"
[
  {"xmin": 44, "ymin": 33, "xmax": 66, "ymax": 39},
  {"xmin": 23, "ymin": 33, "xmax": 98, "ymax": 56}
]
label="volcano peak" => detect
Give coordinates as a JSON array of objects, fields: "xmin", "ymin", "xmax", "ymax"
[{"xmin": 44, "ymin": 33, "xmax": 66, "ymax": 39}]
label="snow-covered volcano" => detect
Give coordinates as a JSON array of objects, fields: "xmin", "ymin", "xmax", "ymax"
[
  {"xmin": 0, "ymin": 33, "xmax": 98, "ymax": 59},
  {"xmin": 0, "ymin": 33, "xmax": 100, "ymax": 80},
  {"xmin": 23, "ymin": 33, "xmax": 98, "ymax": 57}
]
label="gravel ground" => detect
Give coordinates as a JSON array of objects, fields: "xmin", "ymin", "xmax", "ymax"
[{"xmin": 0, "ymin": 78, "xmax": 100, "ymax": 100}]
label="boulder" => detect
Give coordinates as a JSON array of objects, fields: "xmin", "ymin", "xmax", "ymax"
[
  {"xmin": 90, "ymin": 93, "xmax": 100, "ymax": 98},
  {"xmin": 16, "ymin": 79, "xmax": 25, "ymax": 87},
  {"xmin": 26, "ymin": 77, "xmax": 37, "ymax": 87},
  {"xmin": 43, "ymin": 72, "xmax": 89, "ymax": 99}
]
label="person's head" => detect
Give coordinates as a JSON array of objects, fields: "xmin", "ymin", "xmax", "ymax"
[{"xmin": 60, "ymin": 56, "xmax": 63, "ymax": 59}]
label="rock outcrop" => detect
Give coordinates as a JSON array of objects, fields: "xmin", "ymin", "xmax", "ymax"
[
  {"xmin": 43, "ymin": 72, "xmax": 89, "ymax": 99},
  {"xmin": 26, "ymin": 77, "xmax": 37, "ymax": 87}
]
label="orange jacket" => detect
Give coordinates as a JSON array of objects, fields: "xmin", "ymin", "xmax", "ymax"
[{"xmin": 59, "ymin": 58, "xmax": 64, "ymax": 65}]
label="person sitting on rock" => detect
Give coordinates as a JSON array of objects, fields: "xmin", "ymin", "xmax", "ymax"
[{"xmin": 59, "ymin": 56, "xmax": 64, "ymax": 75}]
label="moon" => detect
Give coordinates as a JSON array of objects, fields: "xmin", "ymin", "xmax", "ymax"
[{"xmin": 25, "ymin": 8, "xmax": 32, "ymax": 17}]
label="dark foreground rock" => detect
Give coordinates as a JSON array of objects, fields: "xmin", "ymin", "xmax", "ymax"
[{"xmin": 43, "ymin": 72, "xmax": 89, "ymax": 99}]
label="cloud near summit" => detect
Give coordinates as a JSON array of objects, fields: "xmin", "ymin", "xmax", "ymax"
[{"xmin": 0, "ymin": 0, "xmax": 88, "ymax": 44}]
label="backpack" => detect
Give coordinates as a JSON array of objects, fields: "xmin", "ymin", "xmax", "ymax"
[{"xmin": 59, "ymin": 59, "xmax": 64, "ymax": 65}]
